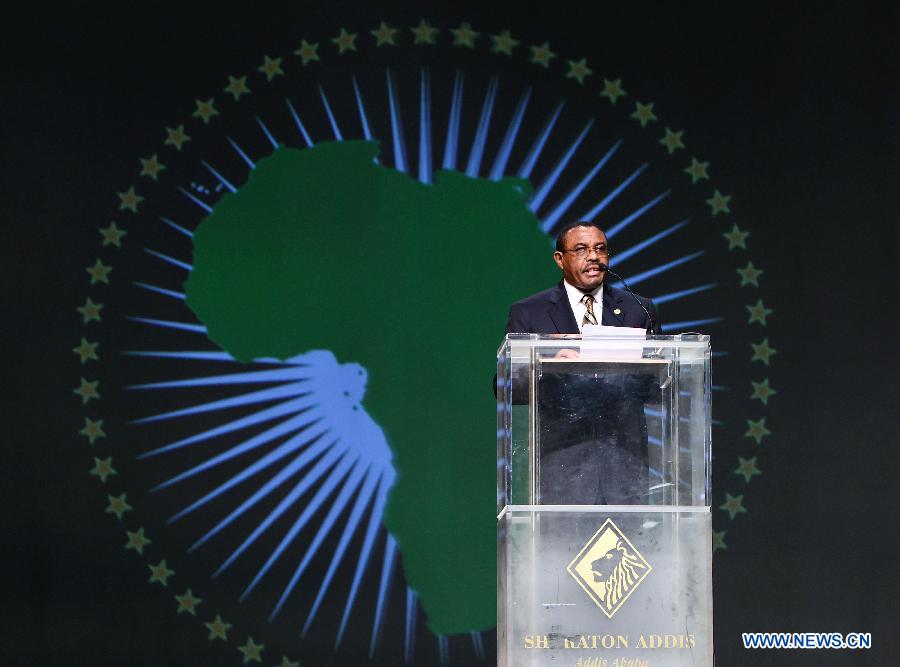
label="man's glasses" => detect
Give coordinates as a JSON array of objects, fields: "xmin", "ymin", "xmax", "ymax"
[{"xmin": 561, "ymin": 244, "xmax": 610, "ymax": 259}]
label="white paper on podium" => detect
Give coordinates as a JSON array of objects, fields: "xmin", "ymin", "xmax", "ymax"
[{"xmin": 579, "ymin": 324, "xmax": 647, "ymax": 359}]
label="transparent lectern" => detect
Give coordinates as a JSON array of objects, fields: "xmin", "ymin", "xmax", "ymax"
[{"xmin": 497, "ymin": 334, "xmax": 713, "ymax": 667}]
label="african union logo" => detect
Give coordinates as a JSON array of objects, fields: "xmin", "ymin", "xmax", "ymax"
[
  {"xmin": 567, "ymin": 519, "xmax": 651, "ymax": 618},
  {"xmin": 73, "ymin": 18, "xmax": 773, "ymax": 664}
]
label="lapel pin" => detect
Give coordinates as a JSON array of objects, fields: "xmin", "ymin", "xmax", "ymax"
[{"xmin": 614, "ymin": 308, "xmax": 622, "ymax": 315}]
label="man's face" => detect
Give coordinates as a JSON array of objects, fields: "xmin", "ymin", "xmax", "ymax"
[{"xmin": 553, "ymin": 226, "xmax": 609, "ymax": 291}]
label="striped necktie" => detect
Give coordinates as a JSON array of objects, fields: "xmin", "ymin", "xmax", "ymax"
[{"xmin": 581, "ymin": 293, "xmax": 598, "ymax": 326}]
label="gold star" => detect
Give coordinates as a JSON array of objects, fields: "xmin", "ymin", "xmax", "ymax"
[
  {"xmin": 117, "ymin": 186, "xmax": 142, "ymax": 213},
  {"xmin": 410, "ymin": 20, "xmax": 439, "ymax": 45},
  {"xmin": 746, "ymin": 299, "xmax": 772, "ymax": 326},
  {"xmin": 631, "ymin": 101, "xmax": 657, "ymax": 127},
  {"xmin": 205, "ymin": 614, "xmax": 232, "ymax": 641},
  {"xmin": 258, "ymin": 55, "xmax": 284, "ymax": 81},
  {"xmin": 723, "ymin": 224, "xmax": 749, "ymax": 250},
  {"xmin": 745, "ymin": 417, "xmax": 772, "ymax": 445},
  {"xmin": 192, "ymin": 98, "xmax": 218, "ymax": 124},
  {"xmin": 137, "ymin": 153, "xmax": 165, "ymax": 180},
  {"xmin": 175, "ymin": 589, "xmax": 202, "ymax": 615},
  {"xmin": 599, "ymin": 78, "xmax": 627, "ymax": 104},
  {"xmin": 164, "ymin": 125, "xmax": 190, "ymax": 151},
  {"xmin": 73, "ymin": 338, "xmax": 99, "ymax": 364},
  {"xmin": 332, "ymin": 27, "xmax": 358, "ymax": 54},
  {"xmin": 684, "ymin": 157, "xmax": 710, "ymax": 184},
  {"xmin": 86, "ymin": 258, "xmax": 111, "ymax": 285},
  {"xmin": 105, "ymin": 493, "xmax": 132, "ymax": 520},
  {"xmin": 90, "ymin": 456, "xmax": 116, "ymax": 483},
  {"xmin": 293, "ymin": 39, "xmax": 320, "ymax": 65},
  {"xmin": 80, "ymin": 417, "xmax": 105, "ymax": 444},
  {"xmin": 565, "ymin": 58, "xmax": 592, "ymax": 85},
  {"xmin": 706, "ymin": 189, "xmax": 731, "ymax": 216},
  {"xmin": 149, "ymin": 559, "xmax": 175, "ymax": 586},
  {"xmin": 224, "ymin": 75, "xmax": 250, "ymax": 101},
  {"xmin": 751, "ymin": 338, "xmax": 777, "ymax": 366},
  {"xmin": 720, "ymin": 493, "xmax": 747, "ymax": 520},
  {"xmin": 99, "ymin": 221, "xmax": 126, "ymax": 248},
  {"xmin": 124, "ymin": 526, "xmax": 151, "ymax": 554},
  {"xmin": 74, "ymin": 378, "xmax": 100, "ymax": 404},
  {"xmin": 659, "ymin": 127, "xmax": 685, "ymax": 155},
  {"xmin": 735, "ymin": 456, "xmax": 762, "ymax": 484},
  {"xmin": 371, "ymin": 21, "xmax": 398, "ymax": 46},
  {"xmin": 77, "ymin": 297, "xmax": 103, "ymax": 324},
  {"xmin": 712, "ymin": 530, "xmax": 727, "ymax": 552},
  {"xmin": 275, "ymin": 658, "xmax": 300, "ymax": 667},
  {"xmin": 490, "ymin": 29, "xmax": 518, "ymax": 56},
  {"xmin": 529, "ymin": 41, "xmax": 556, "ymax": 68},
  {"xmin": 450, "ymin": 22, "xmax": 479, "ymax": 48},
  {"xmin": 737, "ymin": 261, "xmax": 763, "ymax": 287},
  {"xmin": 751, "ymin": 378, "xmax": 776, "ymax": 405},
  {"xmin": 238, "ymin": 637, "xmax": 264, "ymax": 664}
]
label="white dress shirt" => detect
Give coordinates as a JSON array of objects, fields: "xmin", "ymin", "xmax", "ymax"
[{"xmin": 563, "ymin": 280, "xmax": 603, "ymax": 333}]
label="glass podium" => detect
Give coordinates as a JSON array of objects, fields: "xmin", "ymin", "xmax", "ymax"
[{"xmin": 497, "ymin": 334, "xmax": 713, "ymax": 667}]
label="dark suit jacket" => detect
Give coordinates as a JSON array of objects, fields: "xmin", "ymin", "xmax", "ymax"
[{"xmin": 506, "ymin": 280, "xmax": 659, "ymax": 334}]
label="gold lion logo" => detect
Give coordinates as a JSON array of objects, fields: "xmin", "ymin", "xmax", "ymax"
[{"xmin": 567, "ymin": 519, "xmax": 651, "ymax": 618}]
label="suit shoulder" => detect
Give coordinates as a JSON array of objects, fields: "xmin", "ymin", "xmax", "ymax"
[
  {"xmin": 510, "ymin": 285, "xmax": 560, "ymax": 310},
  {"xmin": 607, "ymin": 283, "xmax": 651, "ymax": 307}
]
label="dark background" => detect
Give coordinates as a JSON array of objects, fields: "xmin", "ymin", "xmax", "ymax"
[{"xmin": 4, "ymin": 2, "xmax": 898, "ymax": 665}]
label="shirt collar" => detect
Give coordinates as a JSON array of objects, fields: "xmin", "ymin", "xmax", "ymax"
[{"xmin": 563, "ymin": 279, "xmax": 603, "ymax": 301}]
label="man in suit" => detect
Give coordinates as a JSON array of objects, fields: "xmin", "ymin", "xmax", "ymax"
[{"xmin": 504, "ymin": 221, "xmax": 661, "ymax": 505}]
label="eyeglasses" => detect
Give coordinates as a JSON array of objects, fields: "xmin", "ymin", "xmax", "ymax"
[{"xmin": 561, "ymin": 244, "xmax": 610, "ymax": 259}]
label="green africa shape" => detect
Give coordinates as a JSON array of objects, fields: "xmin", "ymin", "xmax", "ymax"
[{"xmin": 185, "ymin": 141, "xmax": 556, "ymax": 634}]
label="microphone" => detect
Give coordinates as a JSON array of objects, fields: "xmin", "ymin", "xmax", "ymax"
[{"xmin": 597, "ymin": 263, "xmax": 657, "ymax": 335}]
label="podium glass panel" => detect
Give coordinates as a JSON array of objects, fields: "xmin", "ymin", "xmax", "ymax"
[{"xmin": 497, "ymin": 335, "xmax": 713, "ymax": 667}]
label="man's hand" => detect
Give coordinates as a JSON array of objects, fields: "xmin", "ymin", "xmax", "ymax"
[{"xmin": 554, "ymin": 348, "xmax": 580, "ymax": 359}]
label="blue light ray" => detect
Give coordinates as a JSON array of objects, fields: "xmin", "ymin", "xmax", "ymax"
[
  {"xmin": 141, "ymin": 394, "xmax": 315, "ymax": 458},
  {"xmin": 285, "ymin": 99, "xmax": 314, "ymax": 147},
  {"xmin": 612, "ymin": 219, "xmax": 689, "ymax": 266},
  {"xmin": 201, "ymin": 160, "xmax": 237, "ymax": 193},
  {"xmin": 581, "ymin": 162, "xmax": 648, "ymax": 222},
  {"xmin": 404, "ymin": 588, "xmax": 419, "ymax": 664},
  {"xmin": 438, "ymin": 635, "xmax": 449, "ymax": 664},
  {"xmin": 337, "ymin": 473, "xmax": 395, "ymax": 648},
  {"xmin": 144, "ymin": 248, "xmax": 192, "ymax": 271},
  {"xmin": 605, "ymin": 190, "xmax": 670, "ymax": 239},
  {"xmin": 529, "ymin": 119, "xmax": 593, "ymax": 211},
  {"xmin": 614, "ymin": 250, "xmax": 704, "ymax": 287},
  {"xmin": 178, "ymin": 186, "xmax": 213, "ymax": 213},
  {"xmin": 192, "ymin": 435, "xmax": 341, "ymax": 550},
  {"xmin": 125, "ymin": 350, "xmax": 234, "ymax": 361},
  {"xmin": 318, "ymin": 84, "xmax": 343, "ymax": 140},
  {"xmin": 386, "ymin": 69, "xmax": 408, "ymax": 173},
  {"xmin": 442, "ymin": 70, "xmax": 464, "ymax": 170},
  {"xmin": 160, "ymin": 216, "xmax": 193, "ymax": 237},
  {"xmin": 466, "ymin": 77, "xmax": 499, "ymax": 177},
  {"xmin": 517, "ymin": 101, "xmax": 564, "ymax": 179},
  {"xmin": 132, "ymin": 282, "xmax": 185, "ymax": 301},
  {"xmin": 471, "ymin": 632, "xmax": 485, "ymax": 660},
  {"xmin": 418, "ymin": 68, "xmax": 432, "ymax": 184},
  {"xmin": 540, "ymin": 140, "xmax": 622, "ymax": 231},
  {"xmin": 303, "ymin": 467, "xmax": 382, "ymax": 637},
  {"xmin": 129, "ymin": 365, "xmax": 311, "ymax": 390},
  {"xmin": 370, "ymin": 535, "xmax": 397, "ymax": 657},
  {"xmin": 236, "ymin": 450, "xmax": 357, "ymax": 595},
  {"xmin": 152, "ymin": 409, "xmax": 327, "ymax": 490},
  {"xmin": 351, "ymin": 76, "xmax": 374, "ymax": 140},
  {"xmin": 489, "ymin": 87, "xmax": 531, "ymax": 180},
  {"xmin": 227, "ymin": 137, "xmax": 256, "ymax": 169},
  {"xmin": 132, "ymin": 381, "xmax": 308, "ymax": 425},
  {"xmin": 651, "ymin": 283, "xmax": 716, "ymax": 305},
  {"xmin": 268, "ymin": 459, "xmax": 370, "ymax": 618},
  {"xmin": 256, "ymin": 115, "xmax": 279, "ymax": 149},
  {"xmin": 127, "ymin": 317, "xmax": 207, "ymax": 334},
  {"xmin": 661, "ymin": 317, "xmax": 723, "ymax": 332}
]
